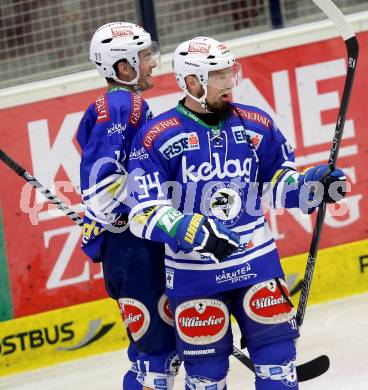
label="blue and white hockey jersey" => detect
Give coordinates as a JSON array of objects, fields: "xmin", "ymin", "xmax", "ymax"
[
  {"xmin": 77, "ymin": 87, "xmax": 151, "ymax": 260},
  {"xmin": 128, "ymin": 102, "xmax": 305, "ymax": 296}
]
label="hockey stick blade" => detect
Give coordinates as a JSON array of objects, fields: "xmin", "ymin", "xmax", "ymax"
[
  {"xmin": 296, "ymin": 354, "xmax": 330, "ymax": 382},
  {"xmin": 232, "ymin": 346, "xmax": 329, "ymax": 382}
]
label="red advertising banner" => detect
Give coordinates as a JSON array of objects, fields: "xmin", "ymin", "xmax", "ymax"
[{"xmin": 0, "ymin": 32, "xmax": 367, "ymax": 318}]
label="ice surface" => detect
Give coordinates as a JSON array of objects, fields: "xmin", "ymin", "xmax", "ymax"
[{"xmin": 1, "ymin": 292, "xmax": 367, "ymax": 389}]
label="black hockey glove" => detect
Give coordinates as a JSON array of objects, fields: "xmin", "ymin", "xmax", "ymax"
[{"xmin": 176, "ymin": 213, "xmax": 240, "ymax": 262}]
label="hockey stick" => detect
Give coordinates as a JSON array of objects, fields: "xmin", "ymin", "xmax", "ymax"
[
  {"xmin": 0, "ymin": 148, "xmax": 327, "ymax": 381},
  {"xmin": 296, "ymin": 0, "xmax": 359, "ymax": 327},
  {"xmin": 0, "ymin": 148, "xmax": 83, "ymax": 226},
  {"xmin": 232, "ymin": 104, "xmax": 330, "ymax": 381},
  {"xmin": 232, "ymin": 345, "xmax": 330, "ymax": 382}
]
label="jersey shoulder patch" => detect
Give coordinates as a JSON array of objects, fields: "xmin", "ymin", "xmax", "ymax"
[
  {"xmin": 129, "ymin": 93, "xmax": 144, "ymax": 127},
  {"xmin": 232, "ymin": 103, "xmax": 273, "ymax": 131},
  {"xmin": 94, "ymin": 93, "xmax": 110, "ymax": 124},
  {"xmin": 90, "ymin": 91, "xmax": 136, "ymax": 144},
  {"xmin": 142, "ymin": 112, "xmax": 182, "ymax": 149}
]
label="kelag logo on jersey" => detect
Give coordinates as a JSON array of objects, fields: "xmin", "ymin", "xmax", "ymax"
[
  {"xmin": 175, "ymin": 299, "xmax": 229, "ymax": 345},
  {"xmin": 231, "ymin": 126, "xmax": 263, "ymax": 149},
  {"xmin": 182, "ymin": 152, "xmax": 252, "ymax": 183},
  {"xmin": 159, "ymin": 132, "xmax": 200, "ymax": 159}
]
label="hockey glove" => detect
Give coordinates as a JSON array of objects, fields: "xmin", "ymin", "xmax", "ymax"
[
  {"xmin": 301, "ymin": 164, "xmax": 347, "ymax": 203},
  {"xmin": 175, "ymin": 213, "xmax": 240, "ymax": 262}
]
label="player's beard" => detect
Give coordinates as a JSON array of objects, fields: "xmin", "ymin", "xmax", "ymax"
[{"xmin": 205, "ymin": 99, "xmax": 232, "ymax": 118}]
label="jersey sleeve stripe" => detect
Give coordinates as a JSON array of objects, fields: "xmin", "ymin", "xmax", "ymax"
[
  {"xmin": 129, "ymin": 199, "xmax": 172, "ymax": 221},
  {"xmin": 164, "ymin": 241, "xmax": 277, "ymax": 271},
  {"xmin": 82, "ymin": 173, "xmax": 122, "ymax": 197},
  {"xmin": 145, "ymin": 205, "xmax": 175, "ymax": 240}
]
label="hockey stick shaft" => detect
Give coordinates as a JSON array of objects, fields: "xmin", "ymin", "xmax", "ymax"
[
  {"xmin": 232, "ymin": 345, "xmax": 329, "ymax": 382},
  {"xmin": 296, "ymin": 0, "xmax": 359, "ymax": 327},
  {"xmin": 0, "ymin": 148, "xmax": 83, "ymax": 227},
  {"xmin": 1, "ymin": 148, "xmax": 328, "ymax": 381}
]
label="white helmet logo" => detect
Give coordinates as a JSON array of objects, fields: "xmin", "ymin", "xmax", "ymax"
[
  {"xmin": 111, "ymin": 26, "xmax": 134, "ymax": 37},
  {"xmin": 188, "ymin": 42, "xmax": 211, "ymax": 54}
]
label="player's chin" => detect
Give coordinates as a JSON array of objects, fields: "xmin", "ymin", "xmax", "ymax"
[
  {"xmin": 211, "ymin": 99, "xmax": 231, "ymax": 113},
  {"xmin": 139, "ymin": 77, "xmax": 154, "ymax": 91}
]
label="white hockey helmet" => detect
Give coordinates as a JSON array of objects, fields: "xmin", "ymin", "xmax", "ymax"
[
  {"xmin": 173, "ymin": 37, "xmax": 242, "ymax": 109},
  {"xmin": 90, "ymin": 22, "xmax": 155, "ymax": 85}
]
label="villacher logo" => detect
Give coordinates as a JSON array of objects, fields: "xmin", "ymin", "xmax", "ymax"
[
  {"xmin": 243, "ymin": 280, "xmax": 295, "ymax": 325},
  {"xmin": 119, "ymin": 298, "xmax": 150, "ymax": 342},
  {"xmin": 158, "ymin": 294, "xmax": 174, "ymax": 327},
  {"xmin": 175, "ymin": 299, "xmax": 229, "ymax": 345}
]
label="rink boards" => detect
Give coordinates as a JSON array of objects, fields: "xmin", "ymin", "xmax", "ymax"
[
  {"xmin": 0, "ymin": 8, "xmax": 368, "ymax": 379},
  {"xmin": 0, "ymin": 238, "xmax": 367, "ymax": 377},
  {"xmin": 0, "ymin": 13, "xmax": 367, "ymax": 322}
]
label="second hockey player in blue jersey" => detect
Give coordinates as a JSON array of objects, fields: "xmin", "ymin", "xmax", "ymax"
[
  {"xmin": 128, "ymin": 37, "xmax": 347, "ymax": 389},
  {"xmin": 77, "ymin": 22, "xmax": 180, "ymax": 390}
]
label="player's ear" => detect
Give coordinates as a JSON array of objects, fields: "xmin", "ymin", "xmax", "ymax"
[
  {"xmin": 185, "ymin": 75, "xmax": 201, "ymax": 95},
  {"xmin": 116, "ymin": 59, "xmax": 134, "ymax": 79}
]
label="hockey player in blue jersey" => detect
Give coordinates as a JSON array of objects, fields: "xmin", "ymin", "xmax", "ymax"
[
  {"xmin": 127, "ymin": 37, "xmax": 347, "ymax": 389},
  {"xmin": 77, "ymin": 23, "xmax": 180, "ymax": 390}
]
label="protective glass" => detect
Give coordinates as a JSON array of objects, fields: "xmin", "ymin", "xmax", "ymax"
[
  {"xmin": 141, "ymin": 41, "xmax": 161, "ymax": 66},
  {"xmin": 207, "ymin": 62, "xmax": 242, "ymax": 89}
]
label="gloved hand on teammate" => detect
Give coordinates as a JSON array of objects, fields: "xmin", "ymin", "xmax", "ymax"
[
  {"xmin": 300, "ymin": 164, "xmax": 347, "ymax": 204},
  {"xmin": 175, "ymin": 213, "xmax": 240, "ymax": 262}
]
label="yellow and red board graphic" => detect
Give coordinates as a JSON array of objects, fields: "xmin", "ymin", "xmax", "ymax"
[
  {"xmin": 283, "ymin": 239, "xmax": 368, "ymax": 306},
  {"xmin": 0, "ymin": 298, "xmax": 127, "ymax": 376},
  {"xmin": 0, "ymin": 239, "xmax": 367, "ymax": 376}
]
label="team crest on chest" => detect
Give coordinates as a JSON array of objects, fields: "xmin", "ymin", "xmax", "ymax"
[{"xmin": 203, "ymin": 182, "xmax": 245, "ymax": 226}]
